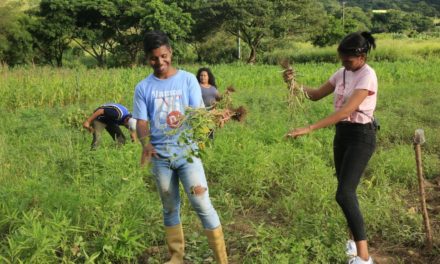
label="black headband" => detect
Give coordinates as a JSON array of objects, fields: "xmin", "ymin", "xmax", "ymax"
[{"xmin": 339, "ymin": 45, "xmax": 369, "ymax": 56}]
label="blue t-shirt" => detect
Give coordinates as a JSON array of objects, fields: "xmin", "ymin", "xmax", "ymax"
[
  {"xmin": 97, "ymin": 103, "xmax": 130, "ymax": 125},
  {"xmin": 133, "ymin": 70, "xmax": 203, "ymax": 157}
]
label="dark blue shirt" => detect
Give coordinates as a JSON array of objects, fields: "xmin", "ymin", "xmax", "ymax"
[{"xmin": 96, "ymin": 103, "xmax": 130, "ymax": 125}]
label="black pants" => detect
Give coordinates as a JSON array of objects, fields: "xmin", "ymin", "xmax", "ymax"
[
  {"xmin": 91, "ymin": 120, "xmax": 126, "ymax": 150},
  {"xmin": 333, "ymin": 122, "xmax": 376, "ymax": 241}
]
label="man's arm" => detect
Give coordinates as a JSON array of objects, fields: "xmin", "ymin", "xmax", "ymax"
[
  {"xmin": 188, "ymin": 75, "xmax": 204, "ymax": 108},
  {"xmin": 83, "ymin": 108, "xmax": 104, "ymax": 132},
  {"xmin": 137, "ymin": 120, "xmax": 149, "ymax": 146},
  {"xmin": 137, "ymin": 120, "xmax": 158, "ymax": 166},
  {"xmin": 130, "ymin": 130, "xmax": 137, "ymax": 142}
]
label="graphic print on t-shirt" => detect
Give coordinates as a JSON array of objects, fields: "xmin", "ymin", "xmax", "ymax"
[{"xmin": 152, "ymin": 89, "xmax": 183, "ymax": 130}]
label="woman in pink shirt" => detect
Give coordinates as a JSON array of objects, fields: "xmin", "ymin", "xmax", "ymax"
[{"xmin": 285, "ymin": 32, "xmax": 378, "ymax": 264}]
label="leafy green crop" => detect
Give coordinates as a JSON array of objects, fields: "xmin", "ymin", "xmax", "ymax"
[{"xmin": 1, "ymin": 50, "xmax": 439, "ymax": 262}]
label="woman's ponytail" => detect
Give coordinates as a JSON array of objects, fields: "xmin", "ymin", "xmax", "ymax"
[
  {"xmin": 360, "ymin": 32, "xmax": 376, "ymax": 53},
  {"xmin": 338, "ymin": 32, "xmax": 376, "ymax": 56}
]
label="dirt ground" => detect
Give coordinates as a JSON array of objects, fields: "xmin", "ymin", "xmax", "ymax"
[
  {"xmin": 369, "ymin": 176, "xmax": 440, "ymax": 264},
  {"xmin": 139, "ymin": 176, "xmax": 440, "ymax": 264}
]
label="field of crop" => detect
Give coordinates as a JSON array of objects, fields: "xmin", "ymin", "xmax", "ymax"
[
  {"xmin": 1, "ymin": 40, "xmax": 440, "ymax": 263},
  {"xmin": 263, "ymin": 34, "xmax": 440, "ymax": 64}
]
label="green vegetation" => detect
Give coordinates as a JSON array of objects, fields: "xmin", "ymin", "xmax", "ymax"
[
  {"xmin": 1, "ymin": 0, "xmax": 439, "ymax": 66},
  {"xmin": 262, "ymin": 34, "xmax": 440, "ymax": 64},
  {"xmin": 1, "ymin": 38, "xmax": 440, "ymax": 262},
  {"xmin": 346, "ymin": 0, "xmax": 440, "ymax": 17}
]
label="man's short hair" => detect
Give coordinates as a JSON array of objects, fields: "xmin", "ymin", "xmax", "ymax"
[{"xmin": 143, "ymin": 30, "xmax": 171, "ymax": 54}]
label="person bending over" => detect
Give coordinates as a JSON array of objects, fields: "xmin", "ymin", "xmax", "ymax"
[{"xmin": 83, "ymin": 103, "xmax": 137, "ymax": 150}]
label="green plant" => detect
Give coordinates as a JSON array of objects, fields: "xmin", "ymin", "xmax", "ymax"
[
  {"xmin": 168, "ymin": 87, "xmax": 247, "ymax": 160},
  {"xmin": 1, "ymin": 54, "xmax": 440, "ymax": 262}
]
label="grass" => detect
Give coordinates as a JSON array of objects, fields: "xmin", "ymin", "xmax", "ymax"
[
  {"xmin": 1, "ymin": 44, "xmax": 440, "ymax": 263},
  {"xmin": 262, "ymin": 34, "xmax": 440, "ymax": 64}
]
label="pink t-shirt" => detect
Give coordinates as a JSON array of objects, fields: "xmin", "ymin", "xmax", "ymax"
[{"xmin": 329, "ymin": 64, "xmax": 378, "ymax": 124}]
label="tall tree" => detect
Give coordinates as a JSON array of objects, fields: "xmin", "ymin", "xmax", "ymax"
[
  {"xmin": 312, "ymin": 6, "xmax": 373, "ymax": 48},
  {"xmin": 341, "ymin": 6, "xmax": 372, "ymax": 32},
  {"xmin": 183, "ymin": 0, "xmax": 225, "ymax": 41},
  {"xmin": 0, "ymin": 2, "xmax": 18, "ymax": 61},
  {"xmin": 72, "ymin": 0, "xmax": 119, "ymax": 67},
  {"xmin": 407, "ymin": 12, "xmax": 434, "ymax": 32},
  {"xmin": 372, "ymin": 10, "xmax": 410, "ymax": 33},
  {"xmin": 347, "ymin": 0, "xmax": 439, "ymax": 17},
  {"xmin": 109, "ymin": 0, "xmax": 193, "ymax": 66},
  {"xmin": 139, "ymin": 0, "xmax": 193, "ymax": 62},
  {"xmin": 219, "ymin": 0, "xmax": 326, "ymax": 64},
  {"xmin": 179, "ymin": 0, "xmax": 229, "ymax": 62},
  {"xmin": 70, "ymin": 0, "xmax": 193, "ymax": 67},
  {"xmin": 0, "ymin": 1, "xmax": 34, "ymax": 66},
  {"xmin": 311, "ymin": 15, "xmax": 345, "ymax": 47},
  {"xmin": 31, "ymin": 0, "xmax": 76, "ymax": 67}
]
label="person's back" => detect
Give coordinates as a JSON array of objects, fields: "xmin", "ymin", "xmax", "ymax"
[
  {"xmin": 83, "ymin": 103, "xmax": 136, "ymax": 150},
  {"xmin": 97, "ymin": 103, "xmax": 131, "ymax": 125}
]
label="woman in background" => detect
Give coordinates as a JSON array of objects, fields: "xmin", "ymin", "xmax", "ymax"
[
  {"xmin": 197, "ymin": 67, "xmax": 220, "ymax": 109},
  {"xmin": 197, "ymin": 67, "xmax": 220, "ymax": 139}
]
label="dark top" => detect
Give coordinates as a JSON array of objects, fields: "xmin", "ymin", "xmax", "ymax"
[
  {"xmin": 201, "ymin": 85, "xmax": 218, "ymax": 108},
  {"xmin": 96, "ymin": 103, "xmax": 130, "ymax": 125}
]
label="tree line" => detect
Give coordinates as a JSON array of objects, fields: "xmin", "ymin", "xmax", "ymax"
[{"xmin": 0, "ymin": 0, "xmax": 438, "ymax": 67}]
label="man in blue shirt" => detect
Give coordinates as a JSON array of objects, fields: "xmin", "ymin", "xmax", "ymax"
[
  {"xmin": 133, "ymin": 31, "xmax": 227, "ymax": 264},
  {"xmin": 83, "ymin": 103, "xmax": 137, "ymax": 150}
]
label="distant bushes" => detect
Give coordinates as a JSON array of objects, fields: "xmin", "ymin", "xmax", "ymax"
[
  {"xmin": 261, "ymin": 48, "xmax": 338, "ymax": 64},
  {"xmin": 195, "ymin": 30, "xmax": 246, "ymax": 64},
  {"xmin": 260, "ymin": 35, "xmax": 440, "ymax": 64}
]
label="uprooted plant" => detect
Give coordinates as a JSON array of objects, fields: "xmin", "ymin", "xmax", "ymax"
[
  {"xmin": 280, "ymin": 59, "xmax": 309, "ymax": 111},
  {"xmin": 168, "ymin": 86, "xmax": 247, "ymax": 160}
]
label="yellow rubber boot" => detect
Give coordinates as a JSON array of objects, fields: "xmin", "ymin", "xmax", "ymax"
[
  {"xmin": 205, "ymin": 225, "xmax": 228, "ymax": 264},
  {"xmin": 164, "ymin": 224, "xmax": 184, "ymax": 264}
]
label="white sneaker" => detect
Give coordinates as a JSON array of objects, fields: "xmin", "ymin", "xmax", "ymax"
[
  {"xmin": 345, "ymin": 240, "xmax": 357, "ymax": 257},
  {"xmin": 348, "ymin": 256, "xmax": 373, "ymax": 264}
]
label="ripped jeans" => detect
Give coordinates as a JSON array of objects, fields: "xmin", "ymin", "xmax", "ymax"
[{"xmin": 151, "ymin": 154, "xmax": 221, "ymax": 230}]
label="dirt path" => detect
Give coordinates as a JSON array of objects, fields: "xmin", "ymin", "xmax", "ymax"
[
  {"xmin": 369, "ymin": 176, "xmax": 440, "ymax": 264},
  {"xmin": 138, "ymin": 177, "xmax": 440, "ymax": 263}
]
